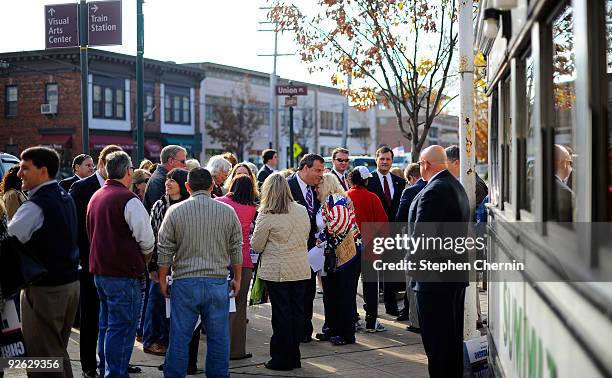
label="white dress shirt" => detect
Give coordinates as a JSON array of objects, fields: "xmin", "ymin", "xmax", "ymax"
[
  {"xmin": 8, "ymin": 180, "xmax": 56, "ymax": 244},
  {"xmin": 295, "ymin": 172, "xmax": 311, "ymax": 202},
  {"xmin": 376, "ymin": 170, "xmax": 394, "ymax": 198},
  {"xmin": 333, "ymin": 168, "xmax": 348, "ymax": 188},
  {"xmin": 95, "ymin": 171, "xmax": 105, "ymax": 187}
]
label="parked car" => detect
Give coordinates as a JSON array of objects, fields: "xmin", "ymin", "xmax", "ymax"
[
  {"xmin": 0, "ymin": 153, "xmax": 19, "ymax": 181},
  {"xmin": 323, "ymin": 155, "xmax": 376, "ymax": 171}
]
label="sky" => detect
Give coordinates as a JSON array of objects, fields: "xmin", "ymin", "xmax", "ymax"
[{"xmin": 0, "ymin": 0, "xmax": 332, "ymax": 86}]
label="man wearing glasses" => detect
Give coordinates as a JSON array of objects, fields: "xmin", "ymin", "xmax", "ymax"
[
  {"xmin": 143, "ymin": 145, "xmax": 187, "ymax": 213},
  {"xmin": 331, "ymin": 147, "xmax": 350, "ymax": 191}
]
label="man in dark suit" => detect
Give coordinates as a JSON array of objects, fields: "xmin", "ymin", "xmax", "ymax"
[
  {"xmin": 257, "ymin": 149, "xmax": 278, "ymax": 186},
  {"xmin": 287, "ymin": 153, "xmax": 324, "ymax": 342},
  {"xmin": 445, "ymin": 145, "xmax": 488, "ymax": 206},
  {"xmin": 69, "ymin": 145, "xmax": 122, "ymax": 378},
  {"xmin": 330, "ymin": 147, "xmax": 350, "ymax": 191},
  {"xmin": 367, "ymin": 146, "xmax": 406, "ymax": 316},
  {"xmin": 59, "ymin": 154, "xmax": 94, "ymax": 192},
  {"xmin": 395, "ymin": 162, "xmax": 426, "ymax": 323},
  {"xmin": 396, "ymin": 163, "xmax": 427, "ymax": 223},
  {"xmin": 408, "ymin": 145, "xmax": 470, "ymax": 378}
]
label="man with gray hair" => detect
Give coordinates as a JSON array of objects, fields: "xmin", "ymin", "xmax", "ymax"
[
  {"xmin": 87, "ymin": 151, "xmax": 155, "ymax": 377},
  {"xmin": 144, "ymin": 145, "xmax": 187, "ymax": 212},
  {"xmin": 206, "ymin": 155, "xmax": 232, "ymax": 197}
]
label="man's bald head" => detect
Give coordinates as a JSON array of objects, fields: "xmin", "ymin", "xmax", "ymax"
[
  {"xmin": 419, "ymin": 145, "xmax": 448, "ymax": 181},
  {"xmin": 554, "ymin": 144, "xmax": 572, "ymax": 181}
]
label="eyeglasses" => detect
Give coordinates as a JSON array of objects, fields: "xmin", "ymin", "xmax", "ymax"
[
  {"xmin": 172, "ymin": 157, "xmax": 186, "ymax": 164},
  {"xmin": 335, "ymin": 158, "xmax": 349, "ymax": 163}
]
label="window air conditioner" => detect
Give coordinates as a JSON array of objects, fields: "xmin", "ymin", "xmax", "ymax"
[{"xmin": 41, "ymin": 103, "xmax": 58, "ymax": 114}]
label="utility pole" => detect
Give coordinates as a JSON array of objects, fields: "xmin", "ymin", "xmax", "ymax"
[
  {"xmin": 257, "ymin": 6, "xmax": 294, "ymax": 161},
  {"xmin": 341, "ymin": 72, "xmax": 352, "ymax": 148},
  {"xmin": 458, "ymin": 0, "xmax": 479, "ymax": 341},
  {"xmin": 79, "ymin": 0, "xmax": 89, "ymax": 154},
  {"xmin": 136, "ymin": 0, "xmax": 145, "ymax": 163}
]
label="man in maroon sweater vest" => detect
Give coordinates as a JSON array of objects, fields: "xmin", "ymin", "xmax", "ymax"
[{"xmin": 87, "ymin": 151, "xmax": 155, "ymax": 378}]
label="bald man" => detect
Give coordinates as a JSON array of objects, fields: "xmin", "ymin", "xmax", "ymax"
[
  {"xmin": 553, "ymin": 144, "xmax": 574, "ymax": 222},
  {"xmin": 407, "ymin": 145, "xmax": 470, "ymax": 378}
]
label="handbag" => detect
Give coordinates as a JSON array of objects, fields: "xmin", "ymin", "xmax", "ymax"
[
  {"xmin": 322, "ymin": 195, "xmax": 357, "ymax": 272},
  {"xmin": 0, "ymin": 236, "xmax": 48, "ymax": 299}
]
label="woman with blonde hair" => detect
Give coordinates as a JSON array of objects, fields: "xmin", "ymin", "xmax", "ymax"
[
  {"xmin": 223, "ymin": 162, "xmax": 259, "ymax": 198},
  {"xmin": 314, "ymin": 173, "xmax": 361, "ymax": 346},
  {"xmin": 251, "ymin": 173, "xmax": 311, "ymax": 371}
]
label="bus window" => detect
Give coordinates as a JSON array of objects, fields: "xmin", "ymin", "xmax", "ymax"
[
  {"xmin": 551, "ymin": 4, "xmax": 576, "ymax": 223},
  {"xmin": 502, "ymin": 78, "xmax": 512, "ymax": 206},
  {"xmin": 524, "ymin": 54, "xmax": 536, "ymax": 214},
  {"xmin": 606, "ymin": 0, "xmax": 612, "ymax": 222}
]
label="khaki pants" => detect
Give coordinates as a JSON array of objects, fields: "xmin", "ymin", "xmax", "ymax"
[
  {"xmin": 20, "ymin": 281, "xmax": 79, "ymax": 378},
  {"xmin": 229, "ymin": 268, "xmax": 253, "ymax": 358}
]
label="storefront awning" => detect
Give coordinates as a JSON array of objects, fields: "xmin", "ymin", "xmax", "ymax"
[
  {"xmin": 39, "ymin": 134, "xmax": 72, "ymax": 149},
  {"xmin": 89, "ymin": 135, "xmax": 134, "ymax": 151}
]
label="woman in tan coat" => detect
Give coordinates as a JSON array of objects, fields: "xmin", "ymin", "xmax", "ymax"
[{"xmin": 251, "ymin": 173, "xmax": 311, "ymax": 371}]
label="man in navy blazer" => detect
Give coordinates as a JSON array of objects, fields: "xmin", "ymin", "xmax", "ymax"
[
  {"xmin": 257, "ymin": 149, "xmax": 278, "ymax": 187},
  {"xmin": 69, "ymin": 145, "xmax": 122, "ymax": 378},
  {"xmin": 287, "ymin": 153, "xmax": 324, "ymax": 343},
  {"xmin": 367, "ymin": 146, "xmax": 406, "ymax": 316},
  {"xmin": 407, "ymin": 145, "xmax": 470, "ymax": 378}
]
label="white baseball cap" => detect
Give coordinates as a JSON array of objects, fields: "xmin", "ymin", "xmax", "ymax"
[{"xmin": 355, "ymin": 165, "xmax": 373, "ymax": 179}]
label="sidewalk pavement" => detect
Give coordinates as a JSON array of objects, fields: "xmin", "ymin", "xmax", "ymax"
[{"xmin": 5, "ymin": 286, "xmax": 487, "ymax": 377}]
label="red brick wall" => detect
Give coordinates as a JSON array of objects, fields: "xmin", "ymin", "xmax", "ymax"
[{"xmin": 0, "ymin": 72, "xmax": 83, "ymax": 155}]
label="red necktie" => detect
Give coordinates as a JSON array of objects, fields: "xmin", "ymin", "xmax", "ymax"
[
  {"xmin": 341, "ymin": 176, "xmax": 347, "ymax": 190},
  {"xmin": 383, "ymin": 175, "xmax": 392, "ymax": 206}
]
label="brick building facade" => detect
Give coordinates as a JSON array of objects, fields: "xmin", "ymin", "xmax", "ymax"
[{"xmin": 0, "ymin": 48, "xmax": 204, "ymax": 176}]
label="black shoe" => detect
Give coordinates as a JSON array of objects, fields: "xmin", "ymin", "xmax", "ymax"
[
  {"xmin": 127, "ymin": 365, "xmax": 141, "ymax": 374},
  {"xmin": 315, "ymin": 332, "xmax": 331, "ymax": 341},
  {"xmin": 329, "ymin": 336, "xmax": 355, "ymax": 345},
  {"xmin": 186, "ymin": 366, "xmax": 198, "ymax": 375},
  {"xmin": 264, "ymin": 361, "xmax": 293, "ymax": 371},
  {"xmin": 301, "ymin": 335, "xmax": 312, "ymax": 343},
  {"xmin": 82, "ymin": 370, "xmax": 99, "ymax": 378},
  {"xmin": 405, "ymin": 325, "xmax": 421, "ymax": 334},
  {"xmin": 230, "ymin": 353, "xmax": 253, "ymax": 360},
  {"xmin": 385, "ymin": 308, "xmax": 400, "ymax": 317},
  {"xmin": 396, "ymin": 311, "xmax": 409, "ymax": 321}
]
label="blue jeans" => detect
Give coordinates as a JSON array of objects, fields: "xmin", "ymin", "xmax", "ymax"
[
  {"xmin": 95, "ymin": 275, "xmax": 142, "ymax": 378},
  {"xmin": 164, "ymin": 277, "xmax": 230, "ymax": 378},
  {"xmin": 143, "ymin": 281, "xmax": 169, "ymax": 347}
]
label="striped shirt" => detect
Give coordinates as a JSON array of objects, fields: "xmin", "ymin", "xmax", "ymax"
[{"xmin": 157, "ymin": 190, "xmax": 243, "ymax": 280}]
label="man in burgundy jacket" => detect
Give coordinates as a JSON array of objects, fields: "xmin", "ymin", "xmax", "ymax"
[{"xmin": 87, "ymin": 151, "xmax": 155, "ymax": 378}]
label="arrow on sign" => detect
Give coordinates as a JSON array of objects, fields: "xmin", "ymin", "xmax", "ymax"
[
  {"xmin": 91, "ymin": 4, "xmax": 98, "ymax": 12},
  {"xmin": 293, "ymin": 143, "xmax": 303, "ymax": 159},
  {"xmin": 48, "ymin": 8, "xmax": 55, "ymax": 16}
]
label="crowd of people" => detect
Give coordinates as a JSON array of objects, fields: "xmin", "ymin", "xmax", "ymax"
[{"xmin": 0, "ymin": 142, "xmax": 487, "ymax": 378}]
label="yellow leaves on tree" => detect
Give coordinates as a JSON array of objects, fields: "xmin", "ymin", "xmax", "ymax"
[{"xmin": 474, "ymin": 51, "xmax": 488, "ymax": 163}]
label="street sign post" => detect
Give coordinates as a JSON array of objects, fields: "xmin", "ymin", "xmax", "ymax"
[
  {"xmin": 284, "ymin": 96, "xmax": 297, "ymax": 107},
  {"xmin": 276, "ymin": 85, "xmax": 308, "ymax": 96},
  {"xmin": 45, "ymin": 3, "xmax": 79, "ymax": 49},
  {"xmin": 88, "ymin": 0, "xmax": 122, "ymax": 46}
]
